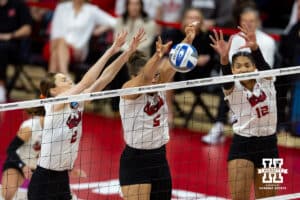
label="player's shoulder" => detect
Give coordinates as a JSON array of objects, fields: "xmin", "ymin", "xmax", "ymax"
[{"xmin": 20, "ymin": 117, "xmax": 37, "ymax": 129}]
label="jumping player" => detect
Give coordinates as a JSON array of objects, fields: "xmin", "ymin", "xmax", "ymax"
[
  {"xmin": 1, "ymin": 107, "xmax": 44, "ymax": 200},
  {"xmin": 27, "ymin": 29, "xmax": 145, "ymax": 200},
  {"xmin": 210, "ymin": 24, "xmax": 278, "ymax": 199},
  {"xmin": 119, "ymin": 23, "xmax": 197, "ymax": 200}
]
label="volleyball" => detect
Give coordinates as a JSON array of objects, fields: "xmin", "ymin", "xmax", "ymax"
[{"xmin": 169, "ymin": 43, "xmax": 198, "ymax": 73}]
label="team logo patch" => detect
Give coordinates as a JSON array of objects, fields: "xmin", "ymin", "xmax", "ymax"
[{"xmin": 70, "ymin": 102, "xmax": 79, "ymax": 109}]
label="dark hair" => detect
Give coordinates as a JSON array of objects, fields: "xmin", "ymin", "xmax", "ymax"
[
  {"xmin": 25, "ymin": 106, "xmax": 45, "ymax": 116},
  {"xmin": 232, "ymin": 51, "xmax": 256, "ymax": 66},
  {"xmin": 122, "ymin": 0, "xmax": 149, "ymax": 23},
  {"xmin": 127, "ymin": 51, "xmax": 147, "ymax": 77},
  {"xmin": 233, "ymin": 0, "xmax": 257, "ymax": 26},
  {"xmin": 40, "ymin": 73, "xmax": 56, "ymax": 98}
]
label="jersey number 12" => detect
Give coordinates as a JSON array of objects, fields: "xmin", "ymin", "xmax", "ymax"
[{"xmin": 256, "ymin": 105, "xmax": 269, "ymax": 118}]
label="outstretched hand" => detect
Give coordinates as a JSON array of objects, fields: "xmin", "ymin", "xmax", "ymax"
[
  {"xmin": 110, "ymin": 30, "xmax": 128, "ymax": 54},
  {"xmin": 237, "ymin": 23, "xmax": 258, "ymax": 51},
  {"xmin": 155, "ymin": 36, "xmax": 172, "ymax": 58},
  {"xmin": 184, "ymin": 21, "xmax": 198, "ymax": 44},
  {"xmin": 128, "ymin": 28, "xmax": 146, "ymax": 53},
  {"xmin": 210, "ymin": 29, "xmax": 233, "ymax": 61}
]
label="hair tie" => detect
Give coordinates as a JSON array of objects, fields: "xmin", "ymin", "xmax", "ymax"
[{"xmin": 40, "ymin": 94, "xmax": 46, "ymax": 99}]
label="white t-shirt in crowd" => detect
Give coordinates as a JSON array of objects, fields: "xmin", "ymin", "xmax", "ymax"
[
  {"xmin": 51, "ymin": 2, "xmax": 116, "ymax": 59},
  {"xmin": 229, "ymin": 30, "xmax": 276, "ymax": 67}
]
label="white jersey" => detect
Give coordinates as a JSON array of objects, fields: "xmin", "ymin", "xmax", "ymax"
[
  {"xmin": 16, "ymin": 117, "xmax": 42, "ymax": 169},
  {"xmin": 225, "ymin": 78, "xmax": 277, "ymax": 137},
  {"xmin": 38, "ymin": 102, "xmax": 84, "ymax": 171},
  {"xmin": 120, "ymin": 91, "xmax": 169, "ymax": 149}
]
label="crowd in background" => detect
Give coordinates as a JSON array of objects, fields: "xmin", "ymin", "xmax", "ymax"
[{"xmin": 0, "ymin": 0, "xmax": 299, "ymax": 138}]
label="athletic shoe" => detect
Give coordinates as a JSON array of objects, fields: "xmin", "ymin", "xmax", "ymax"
[{"xmin": 202, "ymin": 122, "xmax": 225, "ymax": 144}]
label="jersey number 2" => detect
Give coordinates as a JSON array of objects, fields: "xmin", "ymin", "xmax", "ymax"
[
  {"xmin": 71, "ymin": 130, "xmax": 78, "ymax": 143},
  {"xmin": 153, "ymin": 114, "xmax": 161, "ymax": 127},
  {"xmin": 256, "ymin": 106, "xmax": 269, "ymax": 118}
]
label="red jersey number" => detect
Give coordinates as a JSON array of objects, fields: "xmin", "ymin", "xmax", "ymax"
[
  {"xmin": 256, "ymin": 105, "xmax": 269, "ymax": 118},
  {"xmin": 153, "ymin": 114, "xmax": 161, "ymax": 127},
  {"xmin": 70, "ymin": 130, "xmax": 78, "ymax": 143}
]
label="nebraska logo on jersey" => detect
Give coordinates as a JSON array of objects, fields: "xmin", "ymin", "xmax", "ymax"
[
  {"xmin": 144, "ymin": 95, "xmax": 164, "ymax": 116},
  {"xmin": 67, "ymin": 111, "xmax": 82, "ymax": 129},
  {"xmin": 247, "ymin": 90, "xmax": 267, "ymax": 107}
]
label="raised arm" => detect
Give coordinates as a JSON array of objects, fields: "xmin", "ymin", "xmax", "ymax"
[
  {"xmin": 210, "ymin": 29, "xmax": 234, "ymax": 92},
  {"xmin": 85, "ymin": 28, "xmax": 146, "ymax": 93},
  {"xmin": 237, "ymin": 24, "xmax": 271, "ymax": 70},
  {"xmin": 159, "ymin": 22, "xmax": 199, "ymax": 83},
  {"xmin": 122, "ymin": 37, "xmax": 173, "ymax": 89},
  {"xmin": 58, "ymin": 30, "xmax": 128, "ymax": 97}
]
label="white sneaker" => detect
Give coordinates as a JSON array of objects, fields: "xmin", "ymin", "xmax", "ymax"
[
  {"xmin": 202, "ymin": 122, "xmax": 225, "ymax": 144},
  {"xmin": 0, "ymin": 86, "xmax": 6, "ymax": 103}
]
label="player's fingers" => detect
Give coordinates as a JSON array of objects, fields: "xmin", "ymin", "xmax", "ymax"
[
  {"xmin": 210, "ymin": 43, "xmax": 217, "ymax": 50},
  {"xmin": 220, "ymin": 30, "xmax": 224, "ymax": 41},
  {"xmin": 209, "ymin": 35, "xmax": 217, "ymax": 44},
  {"xmin": 237, "ymin": 26, "xmax": 246, "ymax": 34},
  {"xmin": 238, "ymin": 33, "xmax": 248, "ymax": 41},
  {"xmin": 158, "ymin": 36, "xmax": 162, "ymax": 44},
  {"xmin": 213, "ymin": 29, "xmax": 219, "ymax": 41}
]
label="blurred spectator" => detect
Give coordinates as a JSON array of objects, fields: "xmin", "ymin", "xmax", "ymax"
[
  {"xmin": 114, "ymin": 0, "xmax": 157, "ymax": 57},
  {"xmin": 202, "ymin": 6, "xmax": 276, "ymax": 144},
  {"xmin": 157, "ymin": 0, "xmax": 186, "ymax": 42},
  {"xmin": 108, "ymin": 0, "xmax": 158, "ymax": 112},
  {"xmin": 278, "ymin": 0, "xmax": 300, "ymax": 134},
  {"xmin": 0, "ymin": 0, "xmax": 32, "ymax": 103},
  {"xmin": 254, "ymin": 0, "xmax": 294, "ymax": 29},
  {"xmin": 46, "ymin": 0, "xmax": 116, "ymax": 74},
  {"xmin": 229, "ymin": 7, "xmax": 276, "ymax": 66},
  {"xmin": 285, "ymin": 0, "xmax": 299, "ymax": 33},
  {"xmin": 160, "ymin": 8, "xmax": 216, "ymax": 125},
  {"xmin": 186, "ymin": 0, "xmax": 235, "ymax": 29},
  {"xmin": 115, "ymin": 0, "xmax": 161, "ymax": 20},
  {"xmin": 232, "ymin": 0, "xmax": 256, "ymax": 27},
  {"xmin": 159, "ymin": 0, "xmax": 186, "ymax": 24}
]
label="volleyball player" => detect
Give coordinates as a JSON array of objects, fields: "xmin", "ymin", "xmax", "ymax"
[
  {"xmin": 1, "ymin": 107, "xmax": 44, "ymax": 200},
  {"xmin": 27, "ymin": 29, "xmax": 145, "ymax": 200},
  {"xmin": 210, "ymin": 24, "xmax": 278, "ymax": 199},
  {"xmin": 119, "ymin": 23, "xmax": 197, "ymax": 200}
]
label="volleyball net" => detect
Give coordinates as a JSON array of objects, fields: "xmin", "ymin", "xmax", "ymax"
[{"xmin": 0, "ymin": 66, "xmax": 300, "ymax": 200}]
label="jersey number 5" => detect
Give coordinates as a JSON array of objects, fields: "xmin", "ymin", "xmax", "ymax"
[
  {"xmin": 153, "ymin": 114, "xmax": 161, "ymax": 127},
  {"xmin": 256, "ymin": 105, "xmax": 269, "ymax": 118},
  {"xmin": 71, "ymin": 130, "xmax": 78, "ymax": 143}
]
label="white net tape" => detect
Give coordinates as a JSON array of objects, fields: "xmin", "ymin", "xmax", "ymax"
[{"xmin": 1, "ymin": 65, "xmax": 300, "ymax": 112}]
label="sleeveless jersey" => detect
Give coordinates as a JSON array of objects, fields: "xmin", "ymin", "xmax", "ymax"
[
  {"xmin": 38, "ymin": 102, "xmax": 83, "ymax": 171},
  {"xmin": 225, "ymin": 78, "xmax": 277, "ymax": 137},
  {"xmin": 16, "ymin": 117, "xmax": 42, "ymax": 169},
  {"xmin": 119, "ymin": 91, "xmax": 169, "ymax": 149}
]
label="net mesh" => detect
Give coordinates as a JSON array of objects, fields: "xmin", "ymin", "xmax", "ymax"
[{"xmin": 0, "ymin": 67, "xmax": 300, "ymax": 200}]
